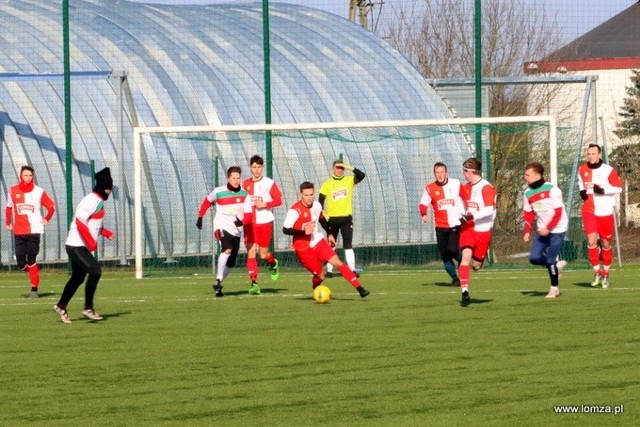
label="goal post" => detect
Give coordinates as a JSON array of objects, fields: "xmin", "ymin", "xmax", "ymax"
[{"xmin": 133, "ymin": 115, "xmax": 557, "ymax": 279}]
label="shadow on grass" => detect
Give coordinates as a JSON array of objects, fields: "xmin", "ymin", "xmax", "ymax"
[
  {"xmin": 218, "ymin": 287, "xmax": 288, "ymax": 297},
  {"xmin": 88, "ymin": 311, "xmax": 133, "ymax": 322},
  {"xmin": 573, "ymin": 282, "xmax": 595, "ymax": 288},
  {"xmin": 460, "ymin": 297, "xmax": 492, "ymax": 307},
  {"xmin": 521, "ymin": 290, "xmax": 548, "ymax": 297},
  {"xmin": 22, "ymin": 291, "xmax": 56, "ymax": 299},
  {"xmin": 434, "ymin": 282, "xmax": 457, "ymax": 288}
]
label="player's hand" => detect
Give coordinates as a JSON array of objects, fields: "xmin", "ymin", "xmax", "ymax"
[
  {"xmin": 234, "ymin": 217, "xmax": 243, "ymax": 227},
  {"xmin": 5, "ymin": 224, "xmax": 12, "ymax": 231},
  {"xmin": 523, "ymin": 232, "xmax": 530, "ymax": 243},
  {"xmin": 421, "ymin": 214, "xmax": 428, "ymax": 224},
  {"xmin": 580, "ymin": 190, "xmax": 588, "ymax": 201},
  {"xmin": 593, "ymin": 184, "xmax": 605, "ymax": 195},
  {"xmin": 538, "ymin": 227, "xmax": 550, "ymax": 237},
  {"xmin": 327, "ymin": 234, "xmax": 337, "ymax": 247},
  {"xmin": 41, "ymin": 219, "xmax": 48, "ymax": 225},
  {"xmin": 336, "ymin": 162, "xmax": 354, "ymax": 171},
  {"xmin": 459, "ymin": 213, "xmax": 473, "ymax": 224},
  {"xmin": 254, "ymin": 197, "xmax": 267, "ymax": 208},
  {"xmin": 196, "ymin": 217, "xmax": 203, "ymax": 229}
]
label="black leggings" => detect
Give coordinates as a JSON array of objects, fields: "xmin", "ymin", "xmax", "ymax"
[{"xmin": 58, "ymin": 245, "xmax": 102, "ymax": 309}]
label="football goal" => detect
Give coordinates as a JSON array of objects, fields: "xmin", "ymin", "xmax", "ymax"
[{"xmin": 132, "ymin": 115, "xmax": 568, "ymax": 279}]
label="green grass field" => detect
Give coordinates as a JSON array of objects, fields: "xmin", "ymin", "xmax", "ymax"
[{"xmin": 1, "ymin": 265, "xmax": 638, "ymax": 426}]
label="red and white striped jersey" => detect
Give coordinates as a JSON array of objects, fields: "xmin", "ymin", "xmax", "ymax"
[
  {"xmin": 282, "ymin": 200, "xmax": 325, "ymax": 251},
  {"xmin": 419, "ymin": 178, "xmax": 465, "ymax": 228},
  {"xmin": 578, "ymin": 162, "xmax": 622, "ymax": 216},
  {"xmin": 460, "ymin": 178, "xmax": 496, "ymax": 232},
  {"xmin": 6, "ymin": 184, "xmax": 55, "ymax": 235},
  {"xmin": 243, "ymin": 176, "xmax": 282, "ymax": 225}
]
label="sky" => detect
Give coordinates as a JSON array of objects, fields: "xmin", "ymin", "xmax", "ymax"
[{"xmin": 130, "ymin": 0, "xmax": 635, "ymax": 43}]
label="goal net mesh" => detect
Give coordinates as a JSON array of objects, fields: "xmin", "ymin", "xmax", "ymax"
[{"xmin": 134, "ymin": 119, "xmax": 582, "ymax": 277}]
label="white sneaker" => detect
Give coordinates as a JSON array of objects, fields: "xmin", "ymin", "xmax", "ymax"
[
  {"xmin": 82, "ymin": 309, "xmax": 104, "ymax": 321},
  {"xmin": 601, "ymin": 276, "xmax": 610, "ymax": 289},
  {"xmin": 545, "ymin": 287, "xmax": 560, "ymax": 299},
  {"xmin": 591, "ymin": 274, "xmax": 602, "ymax": 287},
  {"xmin": 53, "ymin": 305, "xmax": 72, "ymax": 324},
  {"xmin": 556, "ymin": 260, "xmax": 567, "ymax": 273}
]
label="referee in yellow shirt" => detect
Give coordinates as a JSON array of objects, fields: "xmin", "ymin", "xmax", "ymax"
[{"xmin": 319, "ymin": 160, "xmax": 365, "ymax": 277}]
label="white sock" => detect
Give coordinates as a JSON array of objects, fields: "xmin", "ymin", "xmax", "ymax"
[
  {"xmin": 326, "ymin": 262, "xmax": 334, "ymax": 273},
  {"xmin": 217, "ymin": 253, "xmax": 230, "ymax": 281},
  {"xmin": 345, "ymin": 249, "xmax": 356, "ymax": 271}
]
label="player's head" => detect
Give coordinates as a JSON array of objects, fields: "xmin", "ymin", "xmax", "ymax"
[
  {"xmin": 433, "ymin": 162, "xmax": 448, "ymax": 184},
  {"xmin": 93, "ymin": 167, "xmax": 114, "ymax": 199},
  {"xmin": 586, "ymin": 143, "xmax": 602, "ymax": 164},
  {"xmin": 227, "ymin": 166, "xmax": 242, "ymax": 188},
  {"xmin": 462, "ymin": 158, "xmax": 482, "ymax": 183},
  {"xmin": 249, "ymin": 155, "xmax": 264, "ymax": 179},
  {"xmin": 299, "ymin": 181, "xmax": 315, "ymax": 206},
  {"xmin": 332, "ymin": 160, "xmax": 345, "ymax": 178},
  {"xmin": 524, "ymin": 162, "xmax": 544, "ymax": 185},
  {"xmin": 20, "ymin": 165, "xmax": 34, "ymax": 184}
]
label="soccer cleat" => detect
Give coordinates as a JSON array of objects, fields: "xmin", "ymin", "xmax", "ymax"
[
  {"xmin": 451, "ymin": 278, "xmax": 461, "ymax": 287},
  {"xmin": 356, "ymin": 286, "xmax": 370, "ymax": 298},
  {"xmin": 591, "ymin": 273, "xmax": 602, "ymax": 287},
  {"xmin": 461, "ymin": 289, "xmax": 471, "ymax": 305},
  {"xmin": 601, "ymin": 276, "xmax": 610, "ymax": 289},
  {"xmin": 29, "ymin": 290, "xmax": 39, "ymax": 299},
  {"xmin": 270, "ymin": 259, "xmax": 280, "ymax": 281},
  {"xmin": 53, "ymin": 305, "xmax": 72, "ymax": 324},
  {"xmin": 213, "ymin": 280, "xmax": 224, "ymax": 297},
  {"xmin": 248, "ymin": 282, "xmax": 261, "ymax": 295},
  {"xmin": 82, "ymin": 309, "xmax": 104, "ymax": 321},
  {"xmin": 354, "ymin": 271, "xmax": 360, "ymax": 278},
  {"xmin": 545, "ymin": 287, "xmax": 560, "ymax": 299},
  {"xmin": 325, "ymin": 271, "xmax": 334, "ymax": 279}
]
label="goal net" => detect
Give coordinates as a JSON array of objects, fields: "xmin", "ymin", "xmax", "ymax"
[{"xmin": 132, "ymin": 116, "xmax": 581, "ymax": 279}]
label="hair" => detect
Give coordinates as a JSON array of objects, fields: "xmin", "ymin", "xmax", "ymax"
[
  {"xmin": 249, "ymin": 154, "xmax": 264, "ymax": 166},
  {"xmin": 332, "ymin": 160, "xmax": 344, "ymax": 167},
  {"xmin": 227, "ymin": 166, "xmax": 242, "ymax": 177},
  {"xmin": 525, "ymin": 162, "xmax": 544, "ymax": 177},
  {"xmin": 20, "ymin": 165, "xmax": 34, "ymax": 174},
  {"xmin": 462, "ymin": 157, "xmax": 482, "ymax": 174},
  {"xmin": 433, "ymin": 162, "xmax": 447, "ymax": 172},
  {"xmin": 587, "ymin": 143, "xmax": 602, "ymax": 153},
  {"xmin": 299, "ymin": 181, "xmax": 314, "ymax": 191}
]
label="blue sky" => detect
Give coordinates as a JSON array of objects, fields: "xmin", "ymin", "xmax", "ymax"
[{"xmin": 131, "ymin": 0, "xmax": 634, "ymax": 44}]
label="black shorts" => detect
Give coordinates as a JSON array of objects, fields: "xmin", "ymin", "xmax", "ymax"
[
  {"xmin": 435, "ymin": 227, "xmax": 460, "ymax": 261},
  {"xmin": 216, "ymin": 230, "xmax": 241, "ymax": 267},
  {"xmin": 14, "ymin": 234, "xmax": 41, "ymax": 257},
  {"xmin": 327, "ymin": 216, "xmax": 354, "ymax": 249}
]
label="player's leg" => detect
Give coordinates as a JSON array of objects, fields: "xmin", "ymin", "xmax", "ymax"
[
  {"xmin": 341, "ymin": 216, "xmax": 357, "ymax": 273},
  {"xmin": 543, "ymin": 232, "xmax": 566, "ymax": 299},
  {"xmin": 54, "ymin": 246, "xmax": 89, "ymax": 323},
  {"xmin": 528, "ymin": 233, "xmax": 548, "ymax": 267},
  {"xmin": 297, "ymin": 247, "xmax": 324, "ymax": 290},
  {"xmin": 582, "ymin": 211, "xmax": 602, "ymax": 286},
  {"xmin": 437, "ymin": 227, "xmax": 459, "ymax": 285},
  {"xmin": 255, "ymin": 223, "xmax": 279, "ymax": 281},
  {"xmin": 321, "ymin": 240, "xmax": 369, "ymax": 298},
  {"xmin": 24, "ymin": 235, "xmax": 41, "ymax": 297},
  {"xmin": 598, "ymin": 214, "xmax": 615, "ymax": 288},
  {"xmin": 325, "ymin": 220, "xmax": 340, "ymax": 275},
  {"xmin": 244, "ymin": 224, "xmax": 259, "ymax": 285}
]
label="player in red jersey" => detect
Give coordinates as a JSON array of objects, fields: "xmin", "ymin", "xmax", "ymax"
[
  {"xmin": 282, "ymin": 181, "xmax": 369, "ymax": 298},
  {"xmin": 578, "ymin": 144, "xmax": 622, "ymax": 288},
  {"xmin": 419, "ymin": 162, "xmax": 465, "ymax": 286},
  {"xmin": 242, "ymin": 155, "xmax": 282, "ymax": 295},
  {"xmin": 458, "ymin": 158, "xmax": 497, "ymax": 305},
  {"xmin": 5, "ymin": 166, "xmax": 55, "ymax": 298}
]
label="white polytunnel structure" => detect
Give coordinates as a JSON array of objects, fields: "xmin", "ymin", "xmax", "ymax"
[{"xmin": 0, "ymin": 0, "xmax": 470, "ymax": 265}]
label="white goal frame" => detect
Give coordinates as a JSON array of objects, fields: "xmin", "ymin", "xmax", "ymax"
[{"xmin": 132, "ymin": 115, "xmax": 557, "ymax": 279}]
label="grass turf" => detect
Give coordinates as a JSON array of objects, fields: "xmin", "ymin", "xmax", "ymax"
[{"xmin": 0, "ymin": 265, "xmax": 638, "ymax": 426}]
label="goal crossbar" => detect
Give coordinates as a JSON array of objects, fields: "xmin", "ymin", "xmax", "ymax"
[{"xmin": 133, "ymin": 115, "xmax": 557, "ymax": 278}]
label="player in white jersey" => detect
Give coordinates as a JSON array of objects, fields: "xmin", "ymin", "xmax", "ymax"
[
  {"xmin": 242, "ymin": 155, "xmax": 282, "ymax": 295},
  {"xmin": 458, "ymin": 157, "xmax": 497, "ymax": 305},
  {"xmin": 53, "ymin": 168, "xmax": 114, "ymax": 324},
  {"xmin": 5, "ymin": 166, "xmax": 55, "ymax": 298},
  {"xmin": 523, "ymin": 163, "xmax": 569, "ymax": 299},
  {"xmin": 419, "ymin": 162, "xmax": 465, "ymax": 286},
  {"xmin": 197, "ymin": 166, "xmax": 248, "ymax": 297},
  {"xmin": 578, "ymin": 144, "xmax": 622, "ymax": 288}
]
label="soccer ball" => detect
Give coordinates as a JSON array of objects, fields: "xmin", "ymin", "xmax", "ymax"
[{"xmin": 313, "ymin": 285, "xmax": 331, "ymax": 304}]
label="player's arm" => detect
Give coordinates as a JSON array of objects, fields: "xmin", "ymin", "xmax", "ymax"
[
  {"xmin": 318, "ymin": 212, "xmax": 331, "ymax": 233},
  {"xmin": 419, "ymin": 187, "xmax": 431, "ymax": 222},
  {"xmin": 318, "ymin": 193, "xmax": 326, "ymax": 209},
  {"xmin": 42, "ymin": 192, "xmax": 56, "ymax": 222},
  {"xmin": 353, "ymin": 167, "xmax": 365, "ymax": 184},
  {"xmin": 469, "ymin": 185, "xmax": 496, "ymax": 222},
  {"xmin": 577, "ymin": 165, "xmax": 588, "ymax": 200},
  {"xmin": 5, "ymin": 206, "xmax": 12, "ymax": 229},
  {"xmin": 264, "ymin": 183, "xmax": 283, "ymax": 209},
  {"xmin": 594, "ymin": 169, "xmax": 623, "ymax": 196},
  {"xmin": 282, "ymin": 208, "xmax": 305, "ymax": 236},
  {"xmin": 75, "ymin": 204, "xmax": 98, "ymax": 252},
  {"xmin": 196, "ymin": 193, "xmax": 215, "ymax": 229}
]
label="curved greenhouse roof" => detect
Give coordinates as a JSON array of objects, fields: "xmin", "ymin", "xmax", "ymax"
[{"xmin": 0, "ymin": 0, "xmax": 470, "ymax": 263}]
